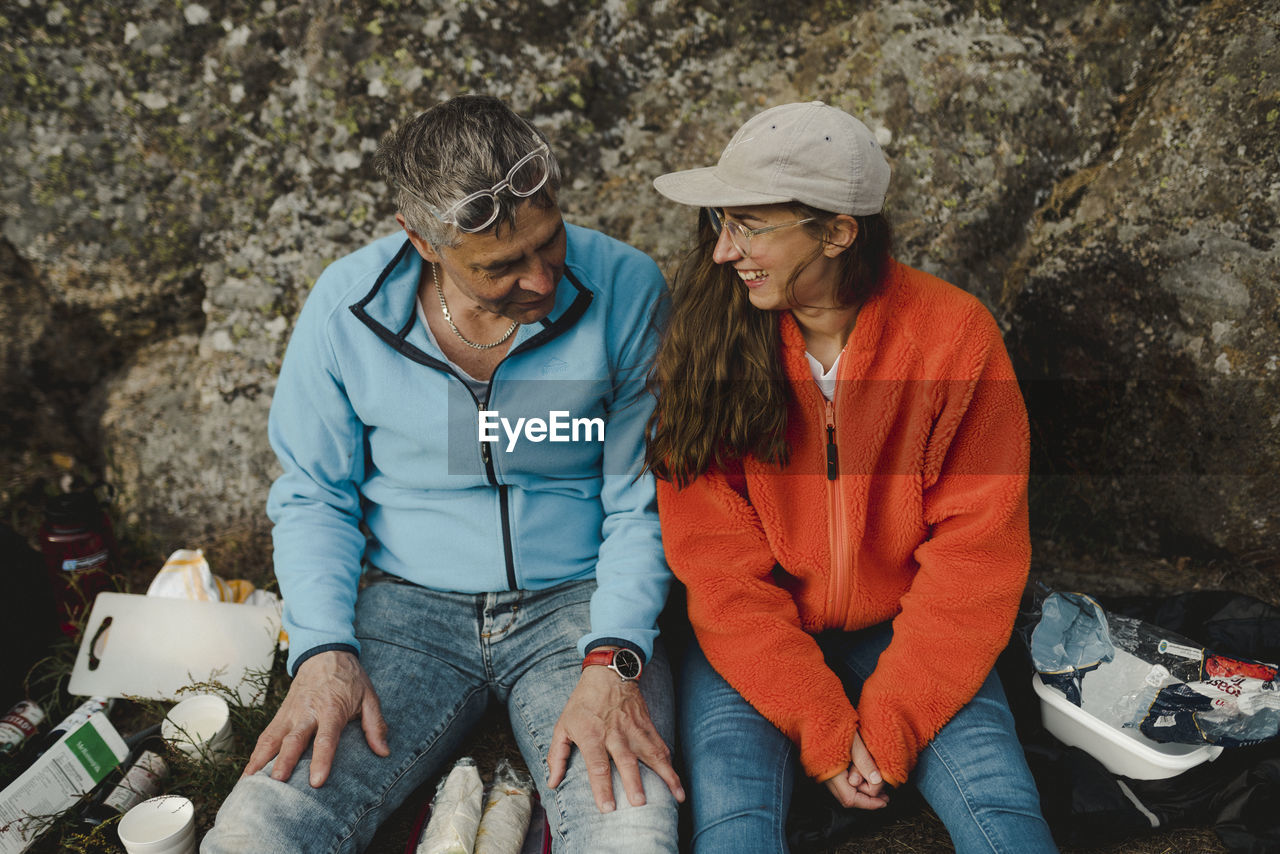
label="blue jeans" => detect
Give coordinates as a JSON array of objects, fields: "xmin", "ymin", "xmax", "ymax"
[
  {"xmin": 679, "ymin": 624, "xmax": 1057, "ymax": 854},
  {"xmin": 202, "ymin": 575, "xmax": 679, "ymax": 853}
]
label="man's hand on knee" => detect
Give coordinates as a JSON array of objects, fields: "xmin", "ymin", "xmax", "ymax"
[
  {"xmin": 546, "ymin": 666, "xmax": 685, "ymax": 813},
  {"xmin": 243, "ymin": 650, "xmax": 391, "ymax": 788}
]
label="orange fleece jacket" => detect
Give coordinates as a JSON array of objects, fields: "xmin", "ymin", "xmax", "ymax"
[{"xmin": 657, "ymin": 261, "xmax": 1031, "ymax": 786}]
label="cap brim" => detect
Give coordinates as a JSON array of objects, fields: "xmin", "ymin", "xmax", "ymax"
[{"xmin": 653, "ymin": 167, "xmax": 793, "ymax": 208}]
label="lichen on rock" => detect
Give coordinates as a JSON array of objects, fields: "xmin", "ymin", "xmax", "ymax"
[{"xmin": 0, "ymin": 0, "xmax": 1275, "ymax": 567}]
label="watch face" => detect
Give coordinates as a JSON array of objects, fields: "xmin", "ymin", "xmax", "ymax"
[{"xmin": 613, "ymin": 648, "xmax": 642, "ymax": 680}]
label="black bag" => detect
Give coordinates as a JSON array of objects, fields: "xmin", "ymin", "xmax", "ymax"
[{"xmin": 0, "ymin": 522, "xmax": 57, "ymax": 706}]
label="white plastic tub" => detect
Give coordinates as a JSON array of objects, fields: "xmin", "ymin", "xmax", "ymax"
[{"xmin": 1033, "ymin": 649, "xmax": 1223, "ymax": 780}]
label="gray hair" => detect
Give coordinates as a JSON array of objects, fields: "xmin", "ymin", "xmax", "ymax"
[{"xmin": 374, "ymin": 95, "xmax": 562, "ymax": 248}]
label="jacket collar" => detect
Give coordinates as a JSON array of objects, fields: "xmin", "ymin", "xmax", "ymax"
[
  {"xmin": 777, "ymin": 265, "xmax": 897, "ymax": 389},
  {"xmin": 348, "ymin": 237, "xmax": 593, "ymax": 368}
]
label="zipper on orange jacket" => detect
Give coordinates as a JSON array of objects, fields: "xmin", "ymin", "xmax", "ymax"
[{"xmin": 824, "ymin": 397, "xmax": 852, "ymax": 627}]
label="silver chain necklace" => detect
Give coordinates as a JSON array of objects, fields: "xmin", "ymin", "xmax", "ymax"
[{"xmin": 432, "ymin": 262, "xmax": 519, "ymax": 351}]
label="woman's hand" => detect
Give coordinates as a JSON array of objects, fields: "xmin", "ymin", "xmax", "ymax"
[{"xmin": 823, "ymin": 732, "xmax": 890, "ymax": 810}]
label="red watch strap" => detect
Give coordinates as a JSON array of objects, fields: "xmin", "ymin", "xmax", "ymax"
[{"xmin": 581, "ymin": 649, "xmax": 616, "ymax": 671}]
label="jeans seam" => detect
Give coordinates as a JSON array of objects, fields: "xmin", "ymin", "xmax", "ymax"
[
  {"xmin": 509, "ymin": 686, "xmax": 571, "ymax": 838},
  {"xmin": 922, "ymin": 737, "xmax": 1002, "ymax": 854},
  {"xmin": 334, "ymin": 682, "xmax": 489, "ymax": 852},
  {"xmin": 685, "ymin": 645, "xmax": 793, "ymax": 854},
  {"xmin": 354, "ymin": 634, "xmax": 486, "ymax": 690},
  {"xmin": 495, "ymin": 647, "xmax": 562, "ymax": 702},
  {"xmin": 771, "ymin": 734, "xmax": 792, "ymax": 854}
]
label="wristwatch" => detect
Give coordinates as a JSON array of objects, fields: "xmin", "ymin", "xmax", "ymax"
[{"xmin": 581, "ymin": 647, "xmax": 643, "ymax": 682}]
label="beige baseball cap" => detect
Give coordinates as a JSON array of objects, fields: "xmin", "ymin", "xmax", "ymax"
[{"xmin": 653, "ymin": 101, "xmax": 890, "ymax": 216}]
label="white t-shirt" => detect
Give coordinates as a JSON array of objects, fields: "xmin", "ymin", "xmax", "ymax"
[
  {"xmin": 417, "ymin": 297, "xmax": 491, "ymax": 405},
  {"xmin": 805, "ymin": 350, "xmax": 843, "ymax": 401}
]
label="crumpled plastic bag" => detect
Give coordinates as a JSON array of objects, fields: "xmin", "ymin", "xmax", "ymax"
[
  {"xmin": 146, "ymin": 548, "xmax": 277, "ymax": 606},
  {"xmin": 1028, "ymin": 588, "xmax": 1280, "ymax": 748},
  {"xmin": 1133, "ymin": 664, "xmax": 1280, "ymax": 748},
  {"xmin": 1031, "ymin": 591, "xmax": 1116, "ymax": 705},
  {"xmin": 146, "ymin": 548, "xmax": 287, "ymax": 648}
]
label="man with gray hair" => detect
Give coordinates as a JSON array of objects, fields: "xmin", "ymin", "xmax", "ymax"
[{"xmin": 203, "ymin": 94, "xmax": 682, "ymax": 853}]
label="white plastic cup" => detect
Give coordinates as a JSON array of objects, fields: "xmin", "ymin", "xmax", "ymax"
[
  {"xmin": 161, "ymin": 694, "xmax": 232, "ymax": 758},
  {"xmin": 117, "ymin": 795, "xmax": 196, "ymax": 854}
]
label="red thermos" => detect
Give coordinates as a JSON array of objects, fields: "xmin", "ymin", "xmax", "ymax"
[{"xmin": 38, "ymin": 488, "xmax": 117, "ymax": 636}]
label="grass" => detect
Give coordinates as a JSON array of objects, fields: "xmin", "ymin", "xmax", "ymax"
[{"xmin": 2, "ymin": 520, "xmax": 1269, "ymax": 853}]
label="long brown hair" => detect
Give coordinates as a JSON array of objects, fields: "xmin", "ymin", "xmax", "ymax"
[{"xmin": 645, "ymin": 205, "xmax": 893, "ymax": 487}]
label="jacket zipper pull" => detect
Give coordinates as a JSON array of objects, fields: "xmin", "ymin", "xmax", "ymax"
[
  {"xmin": 824, "ymin": 400, "xmax": 838, "ymax": 481},
  {"xmin": 479, "ymin": 405, "xmax": 492, "ymax": 466}
]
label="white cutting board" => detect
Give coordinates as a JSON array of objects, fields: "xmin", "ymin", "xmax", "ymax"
[{"xmin": 69, "ymin": 592, "xmax": 282, "ymax": 706}]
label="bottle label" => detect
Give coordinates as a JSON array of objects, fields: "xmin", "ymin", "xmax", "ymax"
[
  {"xmin": 102, "ymin": 750, "xmax": 168, "ymax": 813},
  {"xmin": 1158, "ymin": 639, "xmax": 1204, "ymax": 661},
  {"xmin": 1, "ymin": 715, "xmax": 40, "ymax": 739},
  {"xmin": 1204, "ymin": 654, "xmax": 1278, "ymax": 682},
  {"xmin": 61, "ymin": 550, "xmax": 110, "ymax": 572},
  {"xmin": 64, "ymin": 722, "xmax": 120, "ymax": 784},
  {"xmin": 0, "ymin": 723, "xmax": 28, "ymax": 751},
  {"xmin": 0, "ymin": 700, "xmax": 46, "ymax": 752},
  {"xmin": 45, "ymin": 697, "xmax": 111, "ymax": 748}
]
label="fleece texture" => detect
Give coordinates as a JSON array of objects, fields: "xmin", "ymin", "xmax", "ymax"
[
  {"xmin": 657, "ymin": 261, "xmax": 1031, "ymax": 785},
  {"xmin": 267, "ymin": 225, "xmax": 670, "ymax": 674}
]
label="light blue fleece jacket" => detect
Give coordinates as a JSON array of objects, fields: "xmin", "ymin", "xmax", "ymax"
[{"xmin": 267, "ymin": 224, "xmax": 671, "ymax": 674}]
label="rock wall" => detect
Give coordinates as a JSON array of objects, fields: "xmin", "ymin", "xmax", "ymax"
[{"xmin": 1, "ymin": 0, "xmax": 1276, "ymax": 563}]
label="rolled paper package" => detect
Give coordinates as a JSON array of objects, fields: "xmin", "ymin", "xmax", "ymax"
[
  {"xmin": 416, "ymin": 757, "xmax": 484, "ymax": 854},
  {"xmin": 474, "ymin": 759, "xmax": 534, "ymax": 854}
]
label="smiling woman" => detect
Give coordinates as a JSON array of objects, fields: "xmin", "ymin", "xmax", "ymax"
[
  {"xmin": 701, "ymin": 204, "xmax": 867, "ymax": 355},
  {"xmin": 644, "ymin": 197, "xmax": 891, "ymax": 483},
  {"xmin": 646, "ymin": 102, "xmax": 1057, "ymax": 854}
]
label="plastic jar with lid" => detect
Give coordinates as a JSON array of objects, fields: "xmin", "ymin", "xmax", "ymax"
[{"xmin": 38, "ymin": 488, "xmax": 117, "ymax": 636}]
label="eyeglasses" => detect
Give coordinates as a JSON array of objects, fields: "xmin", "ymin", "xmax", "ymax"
[
  {"xmin": 707, "ymin": 208, "xmax": 816, "ymax": 257},
  {"xmin": 412, "ymin": 142, "xmax": 553, "ymax": 233}
]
